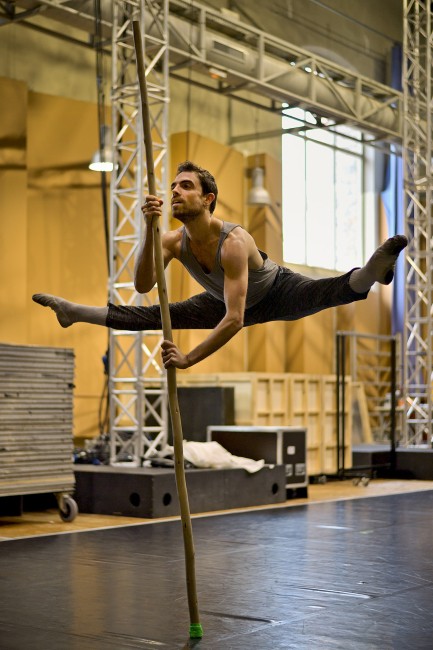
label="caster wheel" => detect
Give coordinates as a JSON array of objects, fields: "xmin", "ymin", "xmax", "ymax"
[
  {"xmin": 360, "ymin": 477, "xmax": 370, "ymax": 487},
  {"xmin": 353, "ymin": 478, "xmax": 360, "ymax": 486},
  {"xmin": 58, "ymin": 495, "xmax": 78, "ymax": 522}
]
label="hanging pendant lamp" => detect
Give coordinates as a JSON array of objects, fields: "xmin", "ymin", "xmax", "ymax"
[
  {"xmin": 247, "ymin": 167, "xmax": 271, "ymax": 206},
  {"xmin": 89, "ymin": 125, "xmax": 114, "ymax": 172}
]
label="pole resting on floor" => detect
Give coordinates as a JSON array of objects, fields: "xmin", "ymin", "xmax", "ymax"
[{"xmin": 132, "ymin": 20, "xmax": 203, "ymax": 640}]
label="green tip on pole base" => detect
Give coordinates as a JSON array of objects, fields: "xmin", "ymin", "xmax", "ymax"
[{"xmin": 189, "ymin": 623, "xmax": 203, "ymax": 639}]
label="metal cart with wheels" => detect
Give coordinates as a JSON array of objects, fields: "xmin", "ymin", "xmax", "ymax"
[{"xmin": 0, "ymin": 343, "xmax": 78, "ymax": 522}]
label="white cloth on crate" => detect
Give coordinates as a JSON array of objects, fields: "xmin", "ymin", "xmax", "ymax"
[{"xmin": 167, "ymin": 441, "xmax": 265, "ymax": 474}]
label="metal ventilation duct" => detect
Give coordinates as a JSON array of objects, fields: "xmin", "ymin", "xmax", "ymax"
[
  {"xmin": 160, "ymin": 2, "xmax": 403, "ymax": 143},
  {"xmin": 11, "ymin": 0, "xmax": 403, "ymax": 142}
]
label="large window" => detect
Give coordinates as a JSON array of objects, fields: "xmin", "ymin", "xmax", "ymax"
[{"xmin": 282, "ymin": 106, "xmax": 366, "ymax": 272}]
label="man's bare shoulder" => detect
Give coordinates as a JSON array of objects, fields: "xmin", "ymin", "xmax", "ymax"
[
  {"xmin": 226, "ymin": 226, "xmax": 258, "ymax": 253},
  {"xmin": 162, "ymin": 226, "xmax": 183, "ymax": 258},
  {"xmin": 224, "ymin": 225, "xmax": 264, "ymax": 269}
]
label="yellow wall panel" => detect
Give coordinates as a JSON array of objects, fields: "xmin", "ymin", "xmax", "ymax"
[
  {"xmin": 0, "ymin": 78, "xmax": 109, "ymax": 439},
  {"xmin": 0, "ymin": 71, "xmax": 396, "ymax": 439},
  {"xmin": 27, "ymin": 187, "xmax": 108, "ymax": 439},
  {"xmin": 0, "ymin": 78, "xmax": 28, "ymax": 344},
  {"xmin": 0, "ymin": 76, "xmax": 27, "ymax": 165},
  {"xmin": 27, "ymin": 91, "xmax": 99, "ymax": 170},
  {"xmin": 0, "ymin": 170, "xmax": 28, "ymax": 344}
]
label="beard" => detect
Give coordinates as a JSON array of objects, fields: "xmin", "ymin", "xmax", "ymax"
[{"xmin": 171, "ymin": 202, "xmax": 203, "ymax": 223}]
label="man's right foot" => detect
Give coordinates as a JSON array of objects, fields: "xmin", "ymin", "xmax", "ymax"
[
  {"xmin": 349, "ymin": 234, "xmax": 407, "ymax": 293},
  {"xmin": 32, "ymin": 294, "xmax": 75, "ymax": 328},
  {"xmin": 367, "ymin": 234, "xmax": 408, "ymax": 285}
]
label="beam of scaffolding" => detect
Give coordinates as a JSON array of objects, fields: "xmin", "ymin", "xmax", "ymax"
[
  {"xmin": 109, "ymin": 0, "xmax": 169, "ymax": 464},
  {"xmin": 402, "ymin": 0, "xmax": 433, "ymax": 445}
]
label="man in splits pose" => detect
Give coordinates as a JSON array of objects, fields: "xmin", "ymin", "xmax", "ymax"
[{"xmin": 33, "ymin": 160, "xmax": 407, "ymax": 370}]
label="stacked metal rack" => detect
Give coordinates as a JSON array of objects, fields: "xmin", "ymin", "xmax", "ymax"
[{"xmin": 0, "ymin": 343, "xmax": 78, "ymax": 521}]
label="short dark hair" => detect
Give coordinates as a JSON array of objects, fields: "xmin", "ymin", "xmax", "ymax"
[{"xmin": 176, "ymin": 161, "xmax": 218, "ymax": 214}]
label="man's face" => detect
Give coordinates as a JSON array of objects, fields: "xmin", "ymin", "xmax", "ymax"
[{"xmin": 170, "ymin": 171, "xmax": 211, "ymax": 222}]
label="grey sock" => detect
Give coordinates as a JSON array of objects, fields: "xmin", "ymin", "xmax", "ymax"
[
  {"xmin": 32, "ymin": 293, "xmax": 108, "ymax": 327},
  {"xmin": 349, "ymin": 235, "xmax": 407, "ymax": 293}
]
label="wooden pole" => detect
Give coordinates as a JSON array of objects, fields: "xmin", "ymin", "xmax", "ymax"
[{"xmin": 132, "ymin": 21, "xmax": 203, "ymax": 639}]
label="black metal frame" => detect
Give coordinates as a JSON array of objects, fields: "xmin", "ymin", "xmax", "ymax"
[{"xmin": 335, "ymin": 331, "xmax": 398, "ymax": 480}]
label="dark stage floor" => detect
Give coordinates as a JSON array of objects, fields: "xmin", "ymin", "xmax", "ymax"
[{"xmin": 2, "ymin": 491, "xmax": 433, "ymax": 649}]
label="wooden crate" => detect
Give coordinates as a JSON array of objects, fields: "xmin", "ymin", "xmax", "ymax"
[
  {"xmin": 178, "ymin": 373, "xmax": 290, "ymax": 426},
  {"xmin": 322, "ymin": 446, "xmax": 352, "ymax": 475},
  {"xmin": 288, "ymin": 375, "xmax": 322, "ymax": 449},
  {"xmin": 253, "ymin": 374, "xmax": 289, "ymax": 426},
  {"xmin": 352, "ymin": 381, "xmax": 373, "ymax": 444},
  {"xmin": 178, "ymin": 372, "xmax": 353, "ymax": 477},
  {"xmin": 306, "ymin": 446, "xmax": 323, "ymax": 477},
  {"xmin": 321, "ymin": 377, "xmax": 352, "ymax": 474}
]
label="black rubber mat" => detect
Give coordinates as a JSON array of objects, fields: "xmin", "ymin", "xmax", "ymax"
[{"xmin": 2, "ymin": 490, "xmax": 433, "ymax": 649}]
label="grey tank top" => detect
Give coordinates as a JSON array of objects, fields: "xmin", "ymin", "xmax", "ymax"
[{"xmin": 180, "ymin": 221, "xmax": 279, "ymax": 308}]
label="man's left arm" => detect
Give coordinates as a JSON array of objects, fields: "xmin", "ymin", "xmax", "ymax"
[{"xmin": 161, "ymin": 237, "xmax": 248, "ymax": 369}]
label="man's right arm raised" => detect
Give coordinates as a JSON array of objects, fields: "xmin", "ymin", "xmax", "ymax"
[{"xmin": 134, "ymin": 196, "xmax": 174, "ymax": 294}]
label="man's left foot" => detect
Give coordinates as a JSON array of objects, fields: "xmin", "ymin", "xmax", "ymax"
[{"xmin": 32, "ymin": 293, "xmax": 75, "ymax": 327}]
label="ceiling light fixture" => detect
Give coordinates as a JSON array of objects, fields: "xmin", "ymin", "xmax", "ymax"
[
  {"xmin": 247, "ymin": 167, "xmax": 271, "ymax": 206},
  {"xmin": 89, "ymin": 126, "xmax": 113, "ymax": 172},
  {"xmin": 89, "ymin": 149, "xmax": 113, "ymax": 172}
]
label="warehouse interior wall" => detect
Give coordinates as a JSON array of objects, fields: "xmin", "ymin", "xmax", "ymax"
[
  {"xmin": 0, "ymin": 1, "xmax": 401, "ymax": 439},
  {"xmin": 0, "ymin": 77, "xmax": 109, "ymax": 438},
  {"xmin": 0, "ymin": 1, "xmax": 403, "ymax": 164},
  {"xmin": 0, "ymin": 74, "xmax": 391, "ymax": 439}
]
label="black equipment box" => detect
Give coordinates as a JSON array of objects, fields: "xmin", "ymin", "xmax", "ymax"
[
  {"xmin": 207, "ymin": 425, "xmax": 307, "ymax": 492},
  {"xmin": 164, "ymin": 386, "xmax": 235, "ymax": 443},
  {"xmin": 73, "ymin": 464, "xmax": 286, "ymax": 518}
]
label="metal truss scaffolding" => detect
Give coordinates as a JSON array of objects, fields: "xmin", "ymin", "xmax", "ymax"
[
  {"xmin": 17, "ymin": 0, "xmax": 429, "ymax": 451},
  {"xmin": 109, "ymin": 0, "xmax": 169, "ymax": 464},
  {"xmin": 12, "ymin": 0, "xmax": 404, "ymax": 145},
  {"xmin": 402, "ymin": 0, "xmax": 433, "ymax": 445},
  {"xmin": 165, "ymin": 0, "xmax": 403, "ymax": 147}
]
